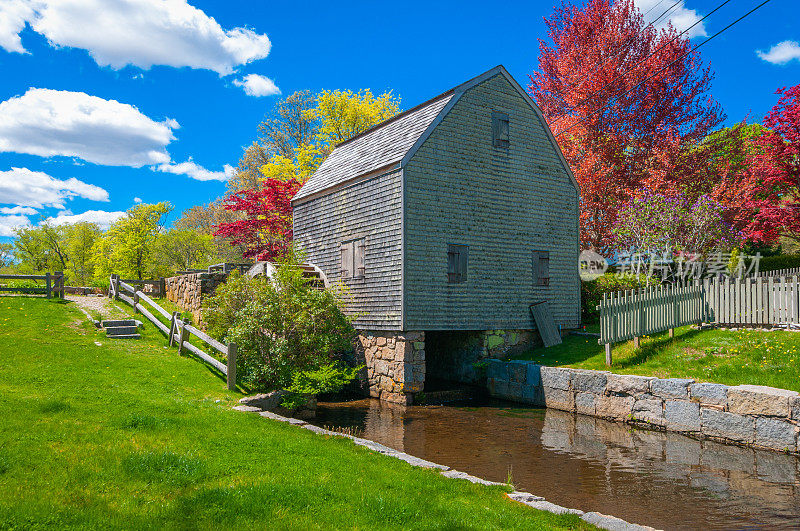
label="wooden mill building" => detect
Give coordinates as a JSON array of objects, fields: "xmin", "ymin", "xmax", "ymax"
[{"xmin": 292, "ymin": 65, "xmax": 580, "ymax": 404}]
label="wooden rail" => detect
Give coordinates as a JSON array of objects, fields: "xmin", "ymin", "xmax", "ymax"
[
  {"xmin": 0, "ymin": 272, "xmax": 64, "ymax": 298},
  {"xmin": 109, "ymin": 274, "xmax": 237, "ymax": 390},
  {"xmin": 598, "ymin": 276, "xmax": 800, "ymax": 365}
]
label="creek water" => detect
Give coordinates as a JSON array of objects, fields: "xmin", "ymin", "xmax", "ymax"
[{"xmin": 310, "ymin": 398, "xmax": 800, "ymax": 530}]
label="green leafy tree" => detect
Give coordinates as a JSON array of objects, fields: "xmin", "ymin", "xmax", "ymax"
[
  {"xmin": 92, "ymin": 202, "xmax": 172, "ymax": 281},
  {"xmin": 12, "ymin": 224, "xmax": 68, "ymax": 273},
  {"xmin": 64, "ymin": 222, "xmax": 101, "ymax": 286},
  {"xmin": 0, "ymin": 243, "xmax": 14, "ymax": 269},
  {"xmin": 154, "ymin": 229, "xmax": 216, "ymax": 274}
]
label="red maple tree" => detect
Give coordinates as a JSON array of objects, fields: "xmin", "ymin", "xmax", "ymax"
[
  {"xmin": 528, "ymin": 0, "xmax": 723, "ymax": 252},
  {"xmin": 214, "ymin": 177, "xmax": 301, "ymax": 261}
]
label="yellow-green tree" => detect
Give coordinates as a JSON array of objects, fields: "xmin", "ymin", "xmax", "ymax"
[
  {"xmin": 64, "ymin": 222, "xmax": 101, "ymax": 286},
  {"xmin": 92, "ymin": 202, "xmax": 172, "ymax": 281}
]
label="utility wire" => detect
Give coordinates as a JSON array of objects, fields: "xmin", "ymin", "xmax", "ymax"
[
  {"xmin": 552, "ymin": 0, "xmax": 735, "ymax": 126},
  {"xmin": 554, "ymin": 0, "xmax": 773, "ymax": 138}
]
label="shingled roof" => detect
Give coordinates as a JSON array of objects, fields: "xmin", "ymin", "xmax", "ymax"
[
  {"xmin": 292, "ymin": 92, "xmax": 454, "ymax": 202},
  {"xmin": 291, "ymin": 65, "xmax": 578, "ymax": 203}
]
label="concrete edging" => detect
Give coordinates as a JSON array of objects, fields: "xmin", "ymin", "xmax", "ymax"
[
  {"xmin": 231, "ymin": 404, "xmax": 656, "ymax": 530},
  {"xmin": 487, "ymin": 360, "xmax": 800, "ymax": 455}
]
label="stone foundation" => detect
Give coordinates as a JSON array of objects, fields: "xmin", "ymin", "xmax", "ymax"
[
  {"xmin": 488, "ymin": 360, "xmax": 800, "ymax": 455},
  {"xmin": 426, "ymin": 329, "xmax": 540, "ymax": 385},
  {"xmin": 355, "ymin": 331, "xmax": 425, "ymax": 405},
  {"xmin": 164, "ymin": 272, "xmax": 227, "ymax": 325}
]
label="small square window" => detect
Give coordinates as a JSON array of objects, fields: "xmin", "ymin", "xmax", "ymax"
[
  {"xmin": 492, "ymin": 112, "xmax": 509, "ymax": 148},
  {"xmin": 532, "ymin": 250, "xmax": 550, "ymax": 286},
  {"xmin": 340, "ymin": 238, "xmax": 365, "ymax": 279},
  {"xmin": 447, "ymin": 244, "xmax": 469, "ymax": 284}
]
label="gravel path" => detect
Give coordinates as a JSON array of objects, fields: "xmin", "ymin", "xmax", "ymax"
[{"xmin": 66, "ymin": 294, "xmax": 128, "ymax": 320}]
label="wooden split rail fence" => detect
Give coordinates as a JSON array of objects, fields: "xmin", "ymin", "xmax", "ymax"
[
  {"xmin": 109, "ymin": 274, "xmax": 237, "ymax": 390},
  {"xmin": 598, "ymin": 275, "xmax": 800, "ymax": 365},
  {"xmin": 0, "ymin": 272, "xmax": 64, "ymax": 298}
]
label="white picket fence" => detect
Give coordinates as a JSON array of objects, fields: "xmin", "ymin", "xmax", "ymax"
[
  {"xmin": 757, "ymin": 267, "xmax": 800, "ymax": 278},
  {"xmin": 597, "ymin": 276, "xmax": 800, "ymax": 365}
]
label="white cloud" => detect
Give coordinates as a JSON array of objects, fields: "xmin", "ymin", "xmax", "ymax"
[
  {"xmin": 46, "ymin": 209, "xmax": 125, "ymax": 229},
  {"xmin": 0, "ymin": 167, "xmax": 109, "ymax": 209},
  {"xmin": 0, "ymin": 214, "xmax": 30, "ymax": 236},
  {"xmin": 0, "ymin": 88, "xmax": 177, "ymax": 167},
  {"xmin": 233, "ymin": 74, "xmax": 281, "ymax": 97},
  {"xmin": 133, "ymin": 197, "xmax": 142, "ymax": 203},
  {"xmin": 0, "ymin": 0, "xmax": 34, "ymax": 54},
  {"xmin": 635, "ymin": 0, "xmax": 707, "ymax": 39},
  {"xmin": 157, "ymin": 161, "xmax": 234, "ymax": 182},
  {"xmin": 757, "ymin": 40, "xmax": 800, "ymax": 65},
  {"xmin": 0, "ymin": 0, "xmax": 271, "ymax": 75},
  {"xmin": 0, "ymin": 205, "xmax": 37, "ymax": 215}
]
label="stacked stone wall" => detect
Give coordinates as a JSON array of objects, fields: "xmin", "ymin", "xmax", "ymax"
[
  {"xmin": 164, "ymin": 272, "xmax": 227, "ymax": 325},
  {"xmin": 488, "ymin": 360, "xmax": 800, "ymax": 455},
  {"xmin": 355, "ymin": 331, "xmax": 425, "ymax": 405}
]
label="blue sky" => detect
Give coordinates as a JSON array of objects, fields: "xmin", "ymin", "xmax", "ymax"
[{"xmin": 0, "ymin": 0, "xmax": 798, "ymax": 241}]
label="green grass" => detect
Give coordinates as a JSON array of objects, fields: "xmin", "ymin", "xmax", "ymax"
[
  {"xmin": 516, "ymin": 324, "xmax": 800, "ymax": 391},
  {"xmin": 0, "ymin": 297, "xmax": 590, "ymax": 529}
]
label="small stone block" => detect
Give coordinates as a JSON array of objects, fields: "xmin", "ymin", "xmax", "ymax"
[
  {"xmin": 542, "ymin": 386, "xmax": 574, "ymax": 412},
  {"xmin": 700, "ymin": 408, "xmax": 754, "ymax": 444},
  {"xmin": 232, "ymin": 405, "xmax": 262, "ymax": 412},
  {"xmin": 690, "ymin": 383, "xmax": 728, "ymax": 407},
  {"xmin": 728, "ymin": 385, "xmax": 797, "ymax": 418},
  {"xmin": 664, "ymin": 400, "xmax": 701, "ymax": 432},
  {"xmin": 596, "ymin": 394, "xmax": 634, "ymax": 420},
  {"xmin": 606, "ymin": 374, "xmax": 653, "ymax": 396},
  {"xmin": 650, "ymin": 378, "xmax": 694, "ymax": 400},
  {"xmin": 540, "ymin": 366, "xmax": 571, "ymax": 390},
  {"xmin": 575, "ymin": 392, "xmax": 597, "ymax": 416},
  {"xmin": 571, "ymin": 369, "xmax": 608, "ymax": 394},
  {"xmin": 755, "ymin": 417, "xmax": 798, "ymax": 452},
  {"xmin": 631, "ymin": 396, "xmax": 664, "ymax": 426},
  {"xmin": 507, "ymin": 360, "xmax": 528, "ymax": 383},
  {"xmin": 526, "ymin": 363, "xmax": 542, "ymax": 386},
  {"xmin": 486, "ymin": 359, "xmax": 508, "ymax": 381}
]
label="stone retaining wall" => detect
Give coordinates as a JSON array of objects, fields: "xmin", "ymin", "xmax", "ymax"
[
  {"xmin": 487, "ymin": 360, "xmax": 800, "ymax": 454},
  {"xmin": 355, "ymin": 331, "xmax": 426, "ymax": 405},
  {"xmin": 164, "ymin": 272, "xmax": 228, "ymax": 325}
]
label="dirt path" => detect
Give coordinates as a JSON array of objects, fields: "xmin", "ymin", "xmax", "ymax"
[{"xmin": 66, "ymin": 294, "xmax": 128, "ymax": 320}]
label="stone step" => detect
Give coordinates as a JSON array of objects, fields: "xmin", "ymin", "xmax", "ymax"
[
  {"xmin": 101, "ymin": 319, "xmax": 137, "ymax": 328},
  {"xmin": 106, "ymin": 325, "xmax": 139, "ymax": 336},
  {"xmin": 106, "ymin": 333, "xmax": 141, "ymax": 339}
]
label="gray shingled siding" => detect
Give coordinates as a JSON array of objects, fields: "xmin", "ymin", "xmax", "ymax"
[
  {"xmin": 293, "ymin": 169, "xmax": 403, "ymax": 330},
  {"xmin": 403, "ymin": 74, "xmax": 580, "ymax": 330},
  {"xmin": 293, "ymin": 95, "xmax": 453, "ymax": 202}
]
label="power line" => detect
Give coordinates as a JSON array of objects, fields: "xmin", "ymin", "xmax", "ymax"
[
  {"xmin": 552, "ymin": 0, "xmax": 735, "ymax": 126},
  {"xmin": 554, "ymin": 0, "xmax": 773, "ymax": 138}
]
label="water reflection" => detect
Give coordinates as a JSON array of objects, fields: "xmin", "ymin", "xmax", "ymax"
[{"xmin": 312, "ymin": 399, "xmax": 800, "ymax": 530}]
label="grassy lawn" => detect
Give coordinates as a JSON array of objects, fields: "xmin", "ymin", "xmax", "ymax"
[
  {"xmin": 0, "ymin": 297, "xmax": 589, "ymax": 529},
  {"xmin": 516, "ymin": 324, "xmax": 800, "ymax": 392}
]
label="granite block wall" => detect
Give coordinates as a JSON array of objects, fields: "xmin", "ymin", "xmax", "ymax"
[{"xmin": 487, "ymin": 359, "xmax": 800, "ymax": 455}]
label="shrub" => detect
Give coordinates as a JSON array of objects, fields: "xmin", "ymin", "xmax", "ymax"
[
  {"xmin": 203, "ymin": 252, "xmax": 356, "ymax": 392},
  {"xmin": 756, "ymin": 253, "xmax": 800, "ymax": 273},
  {"xmin": 281, "ymin": 362, "xmax": 362, "ymax": 410},
  {"xmin": 581, "ymin": 273, "xmax": 656, "ymax": 323}
]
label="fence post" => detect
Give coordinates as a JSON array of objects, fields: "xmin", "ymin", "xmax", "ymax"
[
  {"xmin": 45, "ymin": 272, "xmax": 51, "ymax": 299},
  {"xmin": 227, "ymin": 342, "xmax": 237, "ymax": 391},
  {"xmin": 112, "ymin": 275, "xmax": 120, "ymax": 301},
  {"xmin": 168, "ymin": 312, "xmax": 179, "ymax": 346},
  {"xmin": 605, "ymin": 343, "xmax": 612, "ymax": 366},
  {"xmin": 178, "ymin": 319, "xmax": 187, "ymax": 355},
  {"xmin": 53, "ymin": 271, "xmax": 64, "ymax": 299},
  {"xmin": 159, "ymin": 277, "xmax": 166, "ymax": 298},
  {"xmin": 133, "ymin": 290, "xmax": 139, "ymax": 314}
]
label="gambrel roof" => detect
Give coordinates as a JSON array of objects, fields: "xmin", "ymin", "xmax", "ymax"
[{"xmin": 292, "ymin": 65, "xmax": 578, "ymax": 204}]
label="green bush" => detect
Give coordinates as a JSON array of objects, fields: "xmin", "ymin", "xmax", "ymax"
[
  {"xmin": 581, "ymin": 273, "xmax": 656, "ymax": 323},
  {"xmin": 203, "ymin": 252, "xmax": 356, "ymax": 392},
  {"xmin": 756, "ymin": 253, "xmax": 800, "ymax": 273},
  {"xmin": 281, "ymin": 362, "xmax": 362, "ymax": 410}
]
